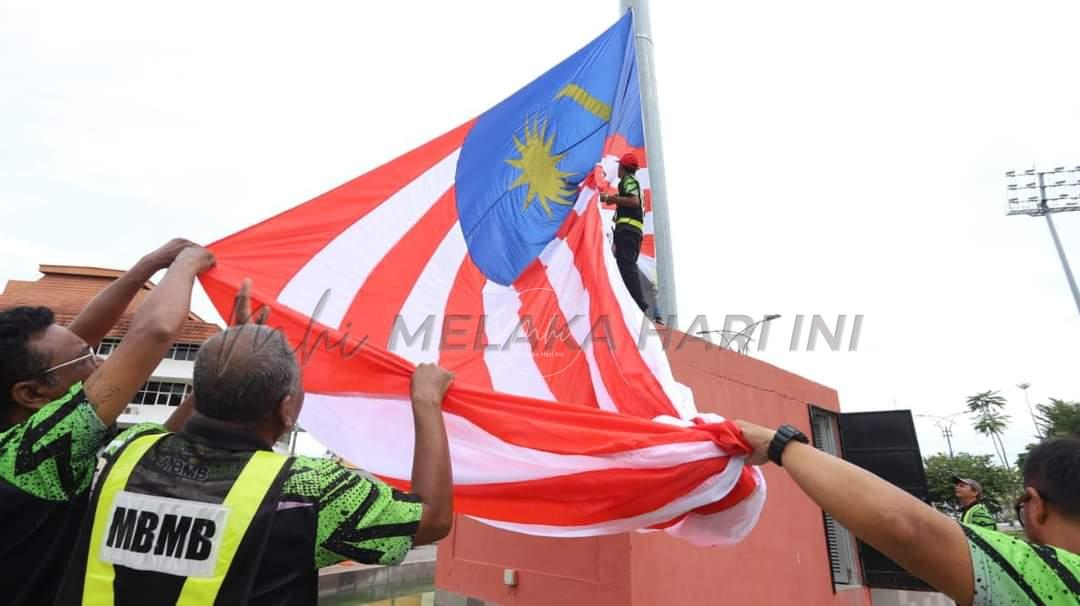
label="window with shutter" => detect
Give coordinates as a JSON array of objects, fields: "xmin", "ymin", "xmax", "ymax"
[{"xmin": 810, "ymin": 406, "xmax": 860, "ymax": 587}]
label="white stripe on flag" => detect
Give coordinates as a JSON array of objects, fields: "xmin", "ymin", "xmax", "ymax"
[
  {"xmin": 537, "ymin": 238, "xmax": 618, "ymax": 412},
  {"xmin": 576, "ymin": 186, "xmax": 597, "ymax": 215},
  {"xmin": 480, "ymin": 281, "xmax": 557, "ymax": 401},
  {"xmin": 277, "ymin": 150, "xmax": 461, "ymax": 329},
  {"xmin": 298, "ymin": 393, "xmax": 724, "ymax": 484},
  {"xmin": 594, "ymin": 204, "xmax": 697, "ymax": 419},
  {"xmin": 637, "ymin": 255, "xmax": 656, "ymax": 285},
  {"xmin": 663, "ymin": 467, "xmax": 766, "ymax": 546},
  {"xmin": 471, "ymin": 455, "xmax": 748, "ymax": 538},
  {"xmin": 390, "ymin": 224, "xmax": 468, "ymax": 364}
]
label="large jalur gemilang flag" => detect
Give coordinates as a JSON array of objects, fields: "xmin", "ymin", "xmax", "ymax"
[{"xmin": 201, "ymin": 12, "xmax": 765, "ymax": 544}]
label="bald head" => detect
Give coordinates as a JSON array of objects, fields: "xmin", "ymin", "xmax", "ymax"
[{"xmin": 193, "ymin": 325, "xmax": 300, "ymax": 425}]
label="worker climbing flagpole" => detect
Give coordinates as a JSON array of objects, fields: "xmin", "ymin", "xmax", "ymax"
[{"xmin": 619, "ymin": 0, "xmax": 678, "ymax": 323}]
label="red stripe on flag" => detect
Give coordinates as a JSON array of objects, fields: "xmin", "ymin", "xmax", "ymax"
[
  {"xmin": 207, "ymin": 121, "xmax": 474, "ymax": 299},
  {"xmin": 603, "ymin": 136, "xmax": 647, "ymax": 168},
  {"xmin": 562, "ymin": 203, "xmax": 677, "ymax": 419},
  {"xmin": 201, "ymin": 272, "xmax": 414, "ymax": 396},
  {"xmin": 684, "ymin": 467, "xmax": 760, "ymax": 515},
  {"xmin": 201, "ymin": 274, "xmax": 753, "ymax": 456},
  {"xmin": 439, "ymin": 257, "xmax": 494, "ymax": 391},
  {"xmin": 645, "ymin": 466, "xmax": 761, "ymax": 530},
  {"xmin": 641, "ymin": 235, "xmax": 656, "ymax": 258},
  {"xmin": 337, "ymin": 190, "xmax": 459, "ymax": 348},
  {"xmin": 445, "ymin": 384, "xmax": 750, "ymax": 456},
  {"xmin": 384, "ymin": 454, "xmax": 732, "ymax": 526},
  {"xmin": 513, "ymin": 263, "xmax": 599, "ymax": 408}
]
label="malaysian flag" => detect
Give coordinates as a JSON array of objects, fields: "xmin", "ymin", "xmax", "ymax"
[{"xmin": 200, "ymin": 12, "xmax": 764, "ymax": 544}]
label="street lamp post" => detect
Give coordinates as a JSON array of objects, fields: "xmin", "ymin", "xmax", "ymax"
[
  {"xmin": 1005, "ymin": 167, "xmax": 1080, "ymax": 318},
  {"xmin": 1017, "ymin": 382, "xmax": 1042, "ymax": 439},
  {"xmin": 917, "ymin": 412, "xmax": 966, "ymax": 458},
  {"xmin": 698, "ymin": 314, "xmax": 781, "ymax": 354}
]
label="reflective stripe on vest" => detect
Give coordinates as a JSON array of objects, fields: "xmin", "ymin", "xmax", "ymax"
[
  {"xmin": 83, "ymin": 434, "xmax": 288, "ymax": 606},
  {"xmin": 615, "ymin": 217, "xmax": 644, "ymax": 231}
]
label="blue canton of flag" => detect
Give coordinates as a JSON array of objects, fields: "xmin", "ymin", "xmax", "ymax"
[{"xmin": 455, "ymin": 13, "xmax": 637, "ymax": 285}]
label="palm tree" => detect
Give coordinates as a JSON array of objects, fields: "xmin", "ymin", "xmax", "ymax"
[
  {"xmin": 973, "ymin": 410, "xmax": 1012, "ymax": 468},
  {"xmin": 1016, "ymin": 382, "xmax": 1043, "ymax": 438},
  {"xmin": 967, "ymin": 390, "xmax": 1007, "ymax": 413},
  {"xmin": 966, "ymin": 391, "xmax": 1012, "ymax": 468}
]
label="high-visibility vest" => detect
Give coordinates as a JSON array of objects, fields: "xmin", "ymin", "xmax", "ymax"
[
  {"xmin": 81, "ymin": 433, "xmax": 289, "ymax": 606},
  {"xmin": 614, "ymin": 217, "xmax": 645, "ymax": 230},
  {"xmin": 960, "ymin": 501, "xmax": 996, "ymax": 530}
]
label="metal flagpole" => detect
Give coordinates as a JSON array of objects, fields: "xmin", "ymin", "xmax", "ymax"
[{"xmin": 619, "ymin": 0, "xmax": 678, "ymax": 322}]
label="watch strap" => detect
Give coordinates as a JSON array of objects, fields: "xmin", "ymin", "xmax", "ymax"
[{"xmin": 767, "ymin": 424, "xmax": 810, "ymax": 466}]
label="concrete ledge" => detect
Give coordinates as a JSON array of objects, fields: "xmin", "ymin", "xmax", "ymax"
[{"xmin": 318, "ymin": 546, "xmax": 436, "ymax": 603}]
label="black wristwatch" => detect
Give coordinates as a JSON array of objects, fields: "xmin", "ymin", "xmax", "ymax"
[{"xmin": 768, "ymin": 424, "xmax": 810, "ymax": 466}]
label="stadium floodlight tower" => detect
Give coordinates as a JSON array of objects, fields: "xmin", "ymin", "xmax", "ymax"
[{"xmin": 1005, "ymin": 166, "xmax": 1080, "ymax": 319}]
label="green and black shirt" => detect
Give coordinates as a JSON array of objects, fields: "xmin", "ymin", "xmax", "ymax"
[
  {"xmin": 614, "ymin": 173, "xmax": 644, "ymax": 232},
  {"xmin": 963, "ymin": 523, "xmax": 1079, "ymax": 605},
  {"xmin": 0, "ymin": 382, "xmax": 112, "ymax": 605}
]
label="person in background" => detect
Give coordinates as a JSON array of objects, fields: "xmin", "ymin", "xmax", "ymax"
[
  {"xmin": 0, "ymin": 240, "xmax": 215, "ymax": 605},
  {"xmin": 953, "ymin": 475, "xmax": 997, "ymax": 531},
  {"xmin": 57, "ymin": 302, "xmax": 455, "ymax": 605},
  {"xmin": 736, "ymin": 421, "xmax": 1079, "ymax": 605}
]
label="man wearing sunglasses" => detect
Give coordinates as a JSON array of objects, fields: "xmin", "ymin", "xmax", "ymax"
[
  {"xmin": 0, "ymin": 239, "xmax": 215, "ymax": 606},
  {"xmin": 737, "ymin": 421, "xmax": 1079, "ymax": 605}
]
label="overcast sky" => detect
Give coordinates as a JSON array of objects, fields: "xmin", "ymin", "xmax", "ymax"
[{"xmin": 3, "ymin": 0, "xmax": 1078, "ymax": 462}]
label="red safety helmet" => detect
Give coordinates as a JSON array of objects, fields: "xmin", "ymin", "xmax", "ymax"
[{"xmin": 618, "ymin": 153, "xmax": 640, "ymax": 171}]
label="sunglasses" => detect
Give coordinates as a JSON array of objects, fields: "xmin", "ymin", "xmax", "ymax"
[{"xmin": 30, "ymin": 345, "xmax": 98, "ymax": 380}]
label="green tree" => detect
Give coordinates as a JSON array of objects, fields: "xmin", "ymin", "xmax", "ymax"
[
  {"xmin": 1036, "ymin": 398, "xmax": 1080, "ymax": 438},
  {"xmin": 924, "ymin": 452, "xmax": 1020, "ymax": 517},
  {"xmin": 966, "ymin": 390, "xmax": 1012, "ymax": 469},
  {"xmin": 1015, "ymin": 398, "xmax": 1080, "ymax": 468}
]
